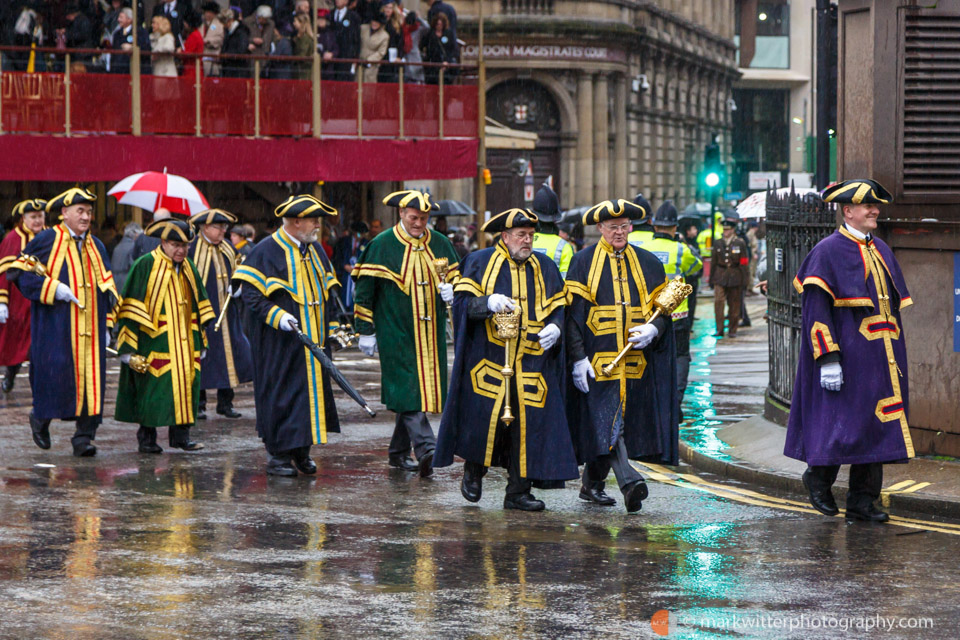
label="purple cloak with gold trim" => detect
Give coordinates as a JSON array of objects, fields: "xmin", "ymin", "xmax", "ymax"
[{"xmin": 784, "ymin": 227, "xmax": 914, "ymax": 466}]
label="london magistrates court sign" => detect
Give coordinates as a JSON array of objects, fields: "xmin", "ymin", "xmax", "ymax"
[{"xmin": 461, "ymin": 43, "xmax": 627, "ymax": 64}]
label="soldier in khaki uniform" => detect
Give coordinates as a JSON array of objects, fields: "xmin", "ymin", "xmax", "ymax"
[{"xmin": 709, "ymin": 213, "xmax": 749, "ymax": 338}]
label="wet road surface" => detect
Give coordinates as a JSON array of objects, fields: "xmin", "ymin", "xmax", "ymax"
[{"xmin": 1, "ymin": 310, "xmax": 958, "ymax": 639}]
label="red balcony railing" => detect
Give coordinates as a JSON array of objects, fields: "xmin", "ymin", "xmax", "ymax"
[{"xmin": 0, "ymin": 46, "xmax": 478, "ymax": 141}]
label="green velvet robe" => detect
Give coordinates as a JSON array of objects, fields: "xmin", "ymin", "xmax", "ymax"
[
  {"xmin": 115, "ymin": 247, "xmax": 215, "ymax": 427},
  {"xmin": 352, "ymin": 224, "xmax": 460, "ymax": 413}
]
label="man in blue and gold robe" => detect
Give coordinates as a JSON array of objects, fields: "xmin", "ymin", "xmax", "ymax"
[
  {"xmin": 234, "ymin": 194, "xmax": 342, "ymax": 477},
  {"xmin": 787, "ymin": 179, "xmax": 913, "ymax": 522},
  {"xmin": 435, "ymin": 208, "xmax": 578, "ymax": 511},
  {"xmin": 115, "ymin": 218, "xmax": 215, "ymax": 453},
  {"xmin": 189, "ymin": 208, "xmax": 254, "ymax": 420},
  {"xmin": 565, "ymin": 198, "xmax": 677, "ymax": 513},
  {"xmin": 7, "ymin": 188, "xmax": 119, "ymax": 457}
]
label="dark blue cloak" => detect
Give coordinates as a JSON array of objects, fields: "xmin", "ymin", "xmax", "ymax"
[{"xmin": 435, "ymin": 241, "xmax": 579, "ymax": 482}]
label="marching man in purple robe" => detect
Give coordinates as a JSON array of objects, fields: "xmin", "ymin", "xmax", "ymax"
[{"xmin": 785, "ymin": 179, "xmax": 914, "ymax": 523}]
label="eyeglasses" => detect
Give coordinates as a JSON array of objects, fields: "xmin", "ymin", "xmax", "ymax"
[{"xmin": 602, "ymin": 222, "xmax": 632, "ymax": 232}]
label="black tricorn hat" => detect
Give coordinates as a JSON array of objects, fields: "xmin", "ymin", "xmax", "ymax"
[
  {"xmin": 651, "ymin": 200, "xmax": 679, "ymax": 226},
  {"xmin": 821, "ymin": 179, "xmax": 892, "ymax": 205},
  {"xmin": 274, "ymin": 194, "xmax": 338, "ymax": 218},
  {"xmin": 481, "ymin": 208, "xmax": 538, "ymax": 234},
  {"xmin": 12, "ymin": 199, "xmax": 47, "ymax": 219},
  {"xmin": 582, "ymin": 199, "xmax": 647, "ymax": 226},
  {"xmin": 145, "ymin": 218, "xmax": 195, "ymax": 243},
  {"xmin": 190, "ymin": 208, "xmax": 239, "ymax": 227},
  {"xmin": 531, "ymin": 183, "xmax": 561, "ymax": 223},
  {"xmin": 383, "ymin": 190, "xmax": 439, "ymax": 213},
  {"xmin": 46, "ymin": 187, "xmax": 96, "ymax": 213}
]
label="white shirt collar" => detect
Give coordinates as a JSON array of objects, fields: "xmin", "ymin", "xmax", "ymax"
[
  {"xmin": 282, "ymin": 227, "xmax": 301, "ymax": 248},
  {"xmin": 844, "ymin": 223, "xmax": 870, "ymax": 241}
]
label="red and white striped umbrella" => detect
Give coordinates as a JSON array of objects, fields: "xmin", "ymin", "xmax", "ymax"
[{"xmin": 107, "ymin": 170, "xmax": 209, "ymax": 216}]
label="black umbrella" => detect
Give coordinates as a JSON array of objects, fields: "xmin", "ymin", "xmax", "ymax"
[
  {"xmin": 434, "ymin": 200, "xmax": 476, "ymax": 217},
  {"xmin": 295, "ymin": 329, "xmax": 376, "ymax": 417}
]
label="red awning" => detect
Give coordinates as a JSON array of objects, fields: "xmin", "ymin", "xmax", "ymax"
[{"xmin": 0, "ymin": 135, "xmax": 479, "ymax": 182}]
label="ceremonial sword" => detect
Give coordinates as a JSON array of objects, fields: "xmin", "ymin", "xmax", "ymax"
[{"xmin": 294, "ymin": 328, "xmax": 377, "ymax": 417}]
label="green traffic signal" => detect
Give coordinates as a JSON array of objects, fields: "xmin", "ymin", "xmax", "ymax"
[{"xmin": 704, "ymin": 172, "xmax": 721, "ymax": 188}]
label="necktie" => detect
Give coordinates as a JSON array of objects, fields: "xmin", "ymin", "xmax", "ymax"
[{"xmin": 300, "ymin": 242, "xmax": 309, "ymax": 257}]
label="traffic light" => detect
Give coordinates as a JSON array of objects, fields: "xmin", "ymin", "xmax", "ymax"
[{"xmin": 702, "ymin": 140, "xmax": 724, "ymax": 191}]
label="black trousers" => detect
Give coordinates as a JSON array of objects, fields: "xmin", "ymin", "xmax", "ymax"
[
  {"xmin": 5, "ymin": 363, "xmax": 22, "ymax": 381},
  {"xmin": 674, "ymin": 317, "xmax": 691, "ymax": 404},
  {"xmin": 268, "ymin": 445, "xmax": 312, "ymax": 466},
  {"xmin": 199, "ymin": 388, "xmax": 235, "ymax": 411},
  {"xmin": 464, "ymin": 413, "xmax": 531, "ymax": 498},
  {"xmin": 138, "ymin": 425, "xmax": 194, "ymax": 448},
  {"xmin": 806, "ymin": 463, "xmax": 883, "ymax": 511},
  {"xmin": 584, "ymin": 436, "xmax": 643, "ymax": 493},
  {"xmin": 388, "ymin": 411, "xmax": 436, "ymax": 461}
]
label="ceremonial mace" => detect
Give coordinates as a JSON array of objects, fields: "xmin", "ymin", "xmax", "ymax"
[
  {"xmin": 600, "ymin": 278, "xmax": 693, "ymax": 377},
  {"xmin": 22, "ymin": 254, "xmax": 84, "ymax": 309},
  {"xmin": 433, "ymin": 257, "xmax": 455, "ymax": 338},
  {"xmin": 492, "ymin": 300, "xmax": 522, "ymax": 425},
  {"xmin": 214, "ymin": 252, "xmax": 245, "ymax": 332}
]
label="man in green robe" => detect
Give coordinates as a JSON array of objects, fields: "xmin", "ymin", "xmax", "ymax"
[
  {"xmin": 352, "ymin": 190, "xmax": 461, "ymax": 477},
  {"xmin": 115, "ymin": 218, "xmax": 215, "ymax": 453}
]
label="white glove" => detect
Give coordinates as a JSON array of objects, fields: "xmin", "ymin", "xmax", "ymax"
[
  {"xmin": 55, "ymin": 282, "xmax": 81, "ymax": 305},
  {"xmin": 438, "ymin": 282, "xmax": 454, "ymax": 305},
  {"xmin": 200, "ymin": 349, "xmax": 207, "ymax": 360},
  {"xmin": 820, "ymin": 362, "xmax": 843, "ymax": 391},
  {"xmin": 120, "ymin": 353, "xmax": 132, "ymax": 365},
  {"xmin": 537, "ymin": 323, "xmax": 561, "ymax": 350},
  {"xmin": 359, "ymin": 334, "xmax": 378, "ymax": 356},
  {"xmin": 572, "ymin": 358, "xmax": 595, "ymax": 394},
  {"xmin": 0, "ymin": 303, "xmax": 8, "ymax": 324},
  {"xmin": 627, "ymin": 324, "xmax": 659, "ymax": 350},
  {"xmin": 487, "ymin": 294, "xmax": 516, "ymax": 313},
  {"xmin": 230, "ymin": 285, "xmax": 242, "ymax": 298},
  {"xmin": 278, "ymin": 313, "xmax": 299, "ymax": 332}
]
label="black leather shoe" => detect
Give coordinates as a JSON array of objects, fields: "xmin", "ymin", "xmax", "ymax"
[
  {"xmin": 197, "ymin": 409, "xmax": 207, "ymax": 420},
  {"xmin": 292, "ymin": 456, "xmax": 317, "ymax": 475},
  {"xmin": 1, "ymin": 377, "xmax": 13, "ymax": 393},
  {"xmin": 73, "ymin": 443, "xmax": 97, "ymax": 457},
  {"xmin": 845, "ymin": 504, "xmax": 889, "ymax": 522},
  {"xmin": 504, "ymin": 493, "xmax": 545, "ymax": 511},
  {"xmin": 173, "ymin": 441, "xmax": 205, "ymax": 451},
  {"xmin": 623, "ymin": 480, "xmax": 649, "ymax": 513},
  {"xmin": 267, "ymin": 461, "xmax": 297, "ymax": 477},
  {"xmin": 29, "ymin": 411, "xmax": 51, "ymax": 450},
  {"xmin": 388, "ymin": 454, "xmax": 418, "ymax": 472},
  {"xmin": 713, "ymin": 332, "xmax": 724, "ymax": 338},
  {"xmin": 461, "ymin": 472, "xmax": 482, "ymax": 503},
  {"xmin": 802, "ymin": 469, "xmax": 839, "ymax": 516},
  {"xmin": 579, "ymin": 485, "xmax": 616, "ymax": 506},
  {"xmin": 138, "ymin": 443, "xmax": 164, "ymax": 454},
  {"xmin": 418, "ymin": 451, "xmax": 434, "ymax": 478},
  {"xmin": 216, "ymin": 406, "xmax": 242, "ymax": 419}
]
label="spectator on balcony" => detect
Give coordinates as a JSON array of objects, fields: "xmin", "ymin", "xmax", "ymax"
[
  {"xmin": 315, "ymin": 9, "xmax": 339, "ymax": 81},
  {"xmin": 421, "ymin": 11, "xmax": 454, "ymax": 85},
  {"xmin": 244, "ymin": 5, "xmax": 276, "ymax": 64},
  {"xmin": 64, "ymin": 4, "xmax": 96, "ymax": 67},
  {"xmin": 102, "ymin": 0, "xmax": 124, "ymax": 38},
  {"xmin": 109, "ymin": 8, "xmax": 150, "ymax": 76},
  {"xmin": 150, "ymin": 14, "xmax": 178, "ymax": 77},
  {"xmin": 201, "ymin": 2, "xmax": 224, "ymax": 76},
  {"xmin": 179, "ymin": 10, "xmax": 205, "ymax": 79},
  {"xmin": 331, "ymin": 0, "xmax": 360, "ymax": 81},
  {"xmin": 266, "ymin": 29, "xmax": 294, "ymax": 79},
  {"xmin": 425, "ymin": 0, "xmax": 456, "ymax": 38},
  {"xmin": 402, "ymin": 10, "xmax": 428, "ymax": 84},
  {"xmin": 376, "ymin": 1, "xmax": 403, "ymax": 83},
  {"xmin": 359, "ymin": 12, "xmax": 387, "ymax": 83},
  {"xmin": 220, "ymin": 7, "xmax": 250, "ymax": 78},
  {"xmin": 153, "ymin": 0, "xmax": 187, "ymax": 38},
  {"xmin": 292, "ymin": 13, "xmax": 314, "ymax": 80}
]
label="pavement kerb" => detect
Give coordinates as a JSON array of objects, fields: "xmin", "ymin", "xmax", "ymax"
[{"xmin": 679, "ymin": 436, "xmax": 960, "ymax": 521}]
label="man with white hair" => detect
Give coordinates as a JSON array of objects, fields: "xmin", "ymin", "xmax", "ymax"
[{"xmin": 244, "ymin": 4, "xmax": 277, "ymax": 61}]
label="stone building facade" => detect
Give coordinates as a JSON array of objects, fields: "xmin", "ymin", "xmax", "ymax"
[{"xmin": 447, "ymin": 0, "xmax": 740, "ymax": 212}]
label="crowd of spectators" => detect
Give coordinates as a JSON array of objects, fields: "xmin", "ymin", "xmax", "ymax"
[{"xmin": 1, "ymin": 0, "xmax": 461, "ymax": 84}]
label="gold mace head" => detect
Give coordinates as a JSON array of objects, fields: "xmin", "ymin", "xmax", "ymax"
[
  {"xmin": 128, "ymin": 354, "xmax": 150, "ymax": 374},
  {"xmin": 493, "ymin": 300, "xmax": 522, "ymax": 340},
  {"xmin": 22, "ymin": 254, "xmax": 47, "ymax": 277},
  {"xmin": 652, "ymin": 277, "xmax": 694, "ymax": 316},
  {"xmin": 433, "ymin": 257, "xmax": 450, "ymax": 279}
]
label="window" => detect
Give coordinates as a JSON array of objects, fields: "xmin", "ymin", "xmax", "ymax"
[{"xmin": 735, "ymin": 0, "xmax": 790, "ymax": 69}]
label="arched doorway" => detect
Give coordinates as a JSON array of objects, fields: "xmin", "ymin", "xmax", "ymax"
[{"xmin": 486, "ymin": 79, "xmax": 562, "ymax": 215}]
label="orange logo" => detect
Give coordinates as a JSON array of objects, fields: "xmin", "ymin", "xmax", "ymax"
[{"xmin": 651, "ymin": 609, "xmax": 673, "ymax": 636}]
